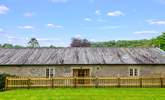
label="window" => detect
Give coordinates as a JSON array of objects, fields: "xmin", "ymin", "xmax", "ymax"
[
  {"xmin": 134, "ymin": 69, "xmax": 138, "ymax": 76},
  {"xmin": 46, "ymin": 68, "xmax": 55, "ymax": 78},
  {"xmin": 129, "ymin": 68, "xmax": 139, "ymax": 76},
  {"xmin": 129, "ymin": 68, "xmax": 134, "ymax": 76}
]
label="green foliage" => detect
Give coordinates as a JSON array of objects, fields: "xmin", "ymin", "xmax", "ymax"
[
  {"xmin": 28, "ymin": 38, "xmax": 40, "ymax": 48},
  {"xmin": 14, "ymin": 45, "xmax": 23, "ymax": 48},
  {"xmin": 0, "ymin": 74, "xmax": 9, "ymax": 91},
  {"xmin": 0, "ymin": 44, "xmax": 24, "ymax": 48},
  {"xmin": 0, "ymin": 74, "xmax": 16, "ymax": 91},
  {"xmin": 92, "ymin": 32, "xmax": 165, "ymax": 51},
  {"xmin": 0, "ymin": 74, "xmax": 5, "ymax": 91},
  {"xmin": 91, "ymin": 39, "xmax": 152, "ymax": 48},
  {"xmin": 151, "ymin": 32, "xmax": 165, "ymax": 50},
  {"xmin": 2, "ymin": 43, "xmax": 13, "ymax": 48},
  {"xmin": 50, "ymin": 45, "xmax": 57, "ymax": 48}
]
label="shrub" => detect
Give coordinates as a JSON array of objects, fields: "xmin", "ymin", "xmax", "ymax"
[
  {"xmin": 0, "ymin": 74, "xmax": 6, "ymax": 91},
  {"xmin": 0, "ymin": 74, "xmax": 13, "ymax": 91}
]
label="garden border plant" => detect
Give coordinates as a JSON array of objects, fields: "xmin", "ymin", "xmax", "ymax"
[{"xmin": 0, "ymin": 74, "xmax": 14, "ymax": 91}]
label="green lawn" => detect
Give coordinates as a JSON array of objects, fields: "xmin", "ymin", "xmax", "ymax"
[{"xmin": 1, "ymin": 88, "xmax": 165, "ymax": 100}]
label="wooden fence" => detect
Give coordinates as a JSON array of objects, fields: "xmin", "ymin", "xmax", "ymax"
[{"xmin": 5, "ymin": 77, "xmax": 165, "ymax": 89}]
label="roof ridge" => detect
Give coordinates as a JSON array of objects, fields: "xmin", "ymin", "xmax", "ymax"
[{"xmin": 0, "ymin": 47, "xmax": 158, "ymax": 49}]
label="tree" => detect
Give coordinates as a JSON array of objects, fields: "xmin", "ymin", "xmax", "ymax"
[
  {"xmin": 14, "ymin": 45, "xmax": 23, "ymax": 48},
  {"xmin": 70, "ymin": 38, "xmax": 91, "ymax": 47},
  {"xmin": 152, "ymin": 32, "xmax": 165, "ymax": 50},
  {"xmin": 50, "ymin": 45, "xmax": 57, "ymax": 48},
  {"xmin": 2, "ymin": 43, "xmax": 13, "ymax": 48},
  {"xmin": 81, "ymin": 39, "xmax": 91, "ymax": 47},
  {"xmin": 28, "ymin": 38, "xmax": 40, "ymax": 48},
  {"xmin": 70, "ymin": 38, "xmax": 82, "ymax": 47}
]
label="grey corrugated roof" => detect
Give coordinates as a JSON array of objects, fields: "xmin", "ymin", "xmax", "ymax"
[{"xmin": 0, "ymin": 47, "xmax": 165, "ymax": 65}]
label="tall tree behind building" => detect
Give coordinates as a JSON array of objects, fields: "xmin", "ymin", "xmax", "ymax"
[
  {"xmin": 70, "ymin": 38, "xmax": 91, "ymax": 47},
  {"xmin": 28, "ymin": 38, "xmax": 40, "ymax": 48}
]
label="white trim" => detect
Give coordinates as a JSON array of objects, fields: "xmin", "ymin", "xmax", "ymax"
[
  {"xmin": 128, "ymin": 67, "xmax": 140, "ymax": 76},
  {"xmin": 53, "ymin": 68, "xmax": 56, "ymax": 76},
  {"xmin": 45, "ymin": 68, "xmax": 55, "ymax": 78}
]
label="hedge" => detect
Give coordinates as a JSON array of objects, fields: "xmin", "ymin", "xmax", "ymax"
[
  {"xmin": 0, "ymin": 74, "xmax": 6, "ymax": 91},
  {"xmin": 0, "ymin": 74, "xmax": 13, "ymax": 91}
]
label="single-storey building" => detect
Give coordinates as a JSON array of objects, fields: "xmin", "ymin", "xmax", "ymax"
[{"xmin": 0, "ymin": 47, "xmax": 165, "ymax": 78}]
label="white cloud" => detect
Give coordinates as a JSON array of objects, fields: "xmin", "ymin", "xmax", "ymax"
[
  {"xmin": 134, "ymin": 30, "xmax": 158, "ymax": 34},
  {"xmin": 47, "ymin": 24, "xmax": 63, "ymax": 28},
  {"xmin": 107, "ymin": 10, "xmax": 124, "ymax": 16},
  {"xmin": 84, "ymin": 18, "xmax": 92, "ymax": 22},
  {"xmin": 0, "ymin": 5, "xmax": 9, "ymax": 15},
  {"xmin": 51, "ymin": 0, "xmax": 68, "ymax": 3},
  {"xmin": 147, "ymin": 19, "xmax": 165, "ymax": 25},
  {"xmin": 95, "ymin": 10, "xmax": 101, "ymax": 15},
  {"xmin": 23, "ymin": 12, "xmax": 35, "ymax": 17},
  {"xmin": 18, "ymin": 25, "xmax": 34, "ymax": 29}
]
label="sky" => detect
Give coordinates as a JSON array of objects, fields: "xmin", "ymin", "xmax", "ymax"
[{"xmin": 0, "ymin": 0, "xmax": 165, "ymax": 47}]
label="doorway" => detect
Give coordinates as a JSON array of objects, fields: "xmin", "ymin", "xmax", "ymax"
[{"xmin": 73, "ymin": 69, "xmax": 90, "ymax": 84}]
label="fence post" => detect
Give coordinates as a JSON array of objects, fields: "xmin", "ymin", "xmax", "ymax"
[
  {"xmin": 95, "ymin": 77, "xmax": 99, "ymax": 88},
  {"xmin": 74, "ymin": 77, "xmax": 77, "ymax": 88},
  {"xmin": 118, "ymin": 78, "xmax": 120, "ymax": 88},
  {"xmin": 51, "ymin": 78, "xmax": 54, "ymax": 88},
  {"xmin": 160, "ymin": 77, "xmax": 163, "ymax": 88},
  {"xmin": 27, "ymin": 78, "xmax": 31, "ymax": 89},
  {"xmin": 5, "ymin": 77, "xmax": 8, "ymax": 90},
  {"xmin": 140, "ymin": 77, "xmax": 142, "ymax": 88}
]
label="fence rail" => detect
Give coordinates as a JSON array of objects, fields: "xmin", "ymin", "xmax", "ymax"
[{"xmin": 5, "ymin": 77, "xmax": 165, "ymax": 89}]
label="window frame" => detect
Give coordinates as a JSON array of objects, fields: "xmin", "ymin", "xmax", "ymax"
[
  {"xmin": 129, "ymin": 67, "xmax": 140, "ymax": 77},
  {"xmin": 45, "ymin": 68, "xmax": 55, "ymax": 78}
]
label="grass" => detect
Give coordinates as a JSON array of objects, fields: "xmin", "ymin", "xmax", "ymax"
[{"xmin": 0, "ymin": 88, "xmax": 165, "ymax": 100}]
